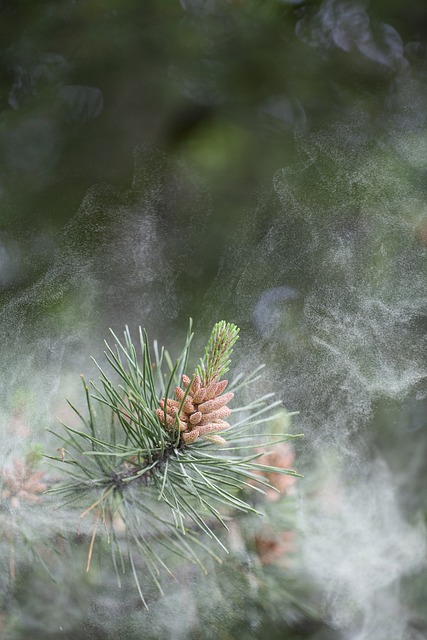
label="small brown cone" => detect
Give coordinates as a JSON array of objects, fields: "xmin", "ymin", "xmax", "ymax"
[
  {"xmin": 1, "ymin": 458, "xmax": 47, "ymax": 508},
  {"xmin": 158, "ymin": 375, "xmax": 234, "ymax": 445}
]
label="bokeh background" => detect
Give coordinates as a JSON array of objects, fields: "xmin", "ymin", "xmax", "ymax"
[{"xmin": 1, "ymin": 1, "xmax": 427, "ymax": 639}]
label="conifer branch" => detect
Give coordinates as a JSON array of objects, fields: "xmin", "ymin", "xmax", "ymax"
[{"xmin": 48, "ymin": 319, "xmax": 301, "ymax": 602}]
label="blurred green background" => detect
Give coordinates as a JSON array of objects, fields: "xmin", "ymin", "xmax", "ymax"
[{"xmin": 1, "ymin": 1, "xmax": 427, "ymax": 639}]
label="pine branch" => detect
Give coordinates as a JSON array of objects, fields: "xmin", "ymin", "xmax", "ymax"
[
  {"xmin": 0, "ymin": 447, "xmax": 60, "ymax": 585},
  {"xmin": 48, "ymin": 319, "xmax": 301, "ymax": 603}
]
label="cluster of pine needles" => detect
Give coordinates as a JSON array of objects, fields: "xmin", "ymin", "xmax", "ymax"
[{"xmin": 47, "ymin": 320, "xmax": 301, "ymax": 605}]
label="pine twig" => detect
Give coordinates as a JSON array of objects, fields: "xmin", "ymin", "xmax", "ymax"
[{"xmin": 48, "ymin": 319, "xmax": 301, "ymax": 602}]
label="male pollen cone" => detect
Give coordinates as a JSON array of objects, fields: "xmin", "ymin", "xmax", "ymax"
[
  {"xmin": 156, "ymin": 374, "xmax": 233, "ymax": 444},
  {"xmin": 1, "ymin": 458, "xmax": 47, "ymax": 509}
]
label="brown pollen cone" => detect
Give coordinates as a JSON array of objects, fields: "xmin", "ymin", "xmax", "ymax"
[
  {"xmin": 1, "ymin": 458, "xmax": 47, "ymax": 509},
  {"xmin": 251, "ymin": 443, "xmax": 296, "ymax": 501},
  {"xmin": 156, "ymin": 374, "xmax": 233, "ymax": 444},
  {"xmin": 252, "ymin": 444, "xmax": 297, "ymax": 565},
  {"xmin": 255, "ymin": 530, "xmax": 295, "ymax": 565}
]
